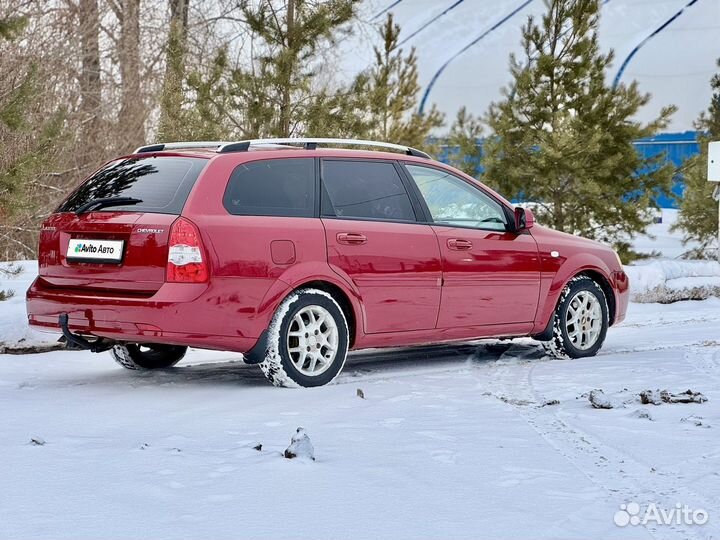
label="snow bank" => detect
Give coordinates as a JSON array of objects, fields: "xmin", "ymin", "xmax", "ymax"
[
  {"xmin": 625, "ymin": 260, "xmax": 720, "ymax": 303},
  {"xmin": 0, "ymin": 261, "xmax": 60, "ymax": 352}
]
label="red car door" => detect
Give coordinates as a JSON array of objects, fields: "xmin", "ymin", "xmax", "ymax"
[
  {"xmin": 320, "ymin": 159, "xmax": 442, "ymax": 333},
  {"xmin": 403, "ymin": 163, "xmax": 541, "ymax": 329}
]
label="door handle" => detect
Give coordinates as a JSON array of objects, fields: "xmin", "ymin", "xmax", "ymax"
[
  {"xmin": 447, "ymin": 238, "xmax": 472, "ymax": 250},
  {"xmin": 337, "ymin": 232, "xmax": 367, "ymax": 245}
]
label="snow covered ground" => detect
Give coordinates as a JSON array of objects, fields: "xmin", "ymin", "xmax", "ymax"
[
  {"xmin": 2, "ymin": 260, "xmax": 720, "ymax": 538},
  {"xmin": 1, "ymin": 299, "xmax": 719, "ymax": 539}
]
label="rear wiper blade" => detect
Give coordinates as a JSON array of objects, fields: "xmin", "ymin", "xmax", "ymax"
[{"xmin": 75, "ymin": 197, "xmax": 143, "ymax": 214}]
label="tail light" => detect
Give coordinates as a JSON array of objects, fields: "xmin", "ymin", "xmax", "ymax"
[{"xmin": 166, "ymin": 217, "xmax": 208, "ymax": 283}]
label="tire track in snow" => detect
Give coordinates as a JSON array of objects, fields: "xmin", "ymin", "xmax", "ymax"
[
  {"xmin": 170, "ymin": 340, "xmax": 714, "ymax": 390},
  {"xmin": 337, "ymin": 339, "xmax": 712, "ymax": 386},
  {"xmin": 336, "ymin": 341, "xmax": 545, "ymax": 385},
  {"xmin": 618, "ymin": 315, "xmax": 720, "ymax": 329},
  {"xmin": 477, "ymin": 345, "xmax": 719, "ymax": 540},
  {"xmin": 601, "ymin": 341, "xmax": 720, "ymax": 356},
  {"xmin": 686, "ymin": 344, "xmax": 720, "ymax": 384}
]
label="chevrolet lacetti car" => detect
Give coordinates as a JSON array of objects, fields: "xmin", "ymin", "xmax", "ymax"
[{"xmin": 26, "ymin": 138, "xmax": 629, "ymax": 387}]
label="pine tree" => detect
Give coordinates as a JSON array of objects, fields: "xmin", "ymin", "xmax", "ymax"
[
  {"xmin": 483, "ymin": 0, "xmax": 676, "ymax": 261},
  {"xmin": 446, "ymin": 106, "xmax": 482, "ymax": 178},
  {"xmin": 671, "ymin": 59, "xmax": 720, "ymax": 257},
  {"xmin": 178, "ymin": 0, "xmax": 361, "ymax": 140},
  {"xmin": 239, "ymin": 0, "xmax": 360, "ymax": 138},
  {"xmin": 303, "ymin": 78, "xmax": 372, "ymax": 139},
  {"xmin": 183, "ymin": 48, "xmax": 234, "ymax": 141},
  {"xmin": 175, "ymin": 4, "xmax": 443, "ymax": 147},
  {"xmin": 355, "ymin": 14, "xmax": 443, "ymax": 149}
]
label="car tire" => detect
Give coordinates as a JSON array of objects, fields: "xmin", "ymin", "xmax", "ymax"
[
  {"xmin": 544, "ymin": 276, "xmax": 609, "ymax": 359},
  {"xmin": 111, "ymin": 343, "xmax": 187, "ymax": 370},
  {"xmin": 260, "ymin": 288, "xmax": 349, "ymax": 388}
]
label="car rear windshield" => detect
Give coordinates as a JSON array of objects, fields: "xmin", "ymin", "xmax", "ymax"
[{"xmin": 58, "ymin": 156, "xmax": 208, "ymax": 214}]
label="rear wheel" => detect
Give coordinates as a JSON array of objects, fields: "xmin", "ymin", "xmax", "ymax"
[
  {"xmin": 111, "ymin": 343, "xmax": 187, "ymax": 370},
  {"xmin": 260, "ymin": 288, "xmax": 349, "ymax": 388},
  {"xmin": 544, "ymin": 276, "xmax": 609, "ymax": 359}
]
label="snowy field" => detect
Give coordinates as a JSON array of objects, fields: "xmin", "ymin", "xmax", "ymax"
[
  {"xmin": 1, "ymin": 299, "xmax": 719, "ymax": 539},
  {"xmin": 2, "ymin": 210, "xmax": 719, "ymax": 540}
]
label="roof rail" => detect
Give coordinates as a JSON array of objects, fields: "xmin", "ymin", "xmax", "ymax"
[
  {"xmin": 218, "ymin": 138, "xmax": 432, "ymax": 159},
  {"xmin": 133, "ymin": 138, "xmax": 433, "ymax": 159},
  {"xmin": 133, "ymin": 141, "xmax": 229, "ymax": 153}
]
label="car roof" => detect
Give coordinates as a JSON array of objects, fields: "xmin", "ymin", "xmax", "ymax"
[
  {"xmin": 118, "ymin": 143, "xmax": 515, "ymax": 209},
  {"xmin": 125, "ymin": 146, "xmax": 437, "ymax": 164}
]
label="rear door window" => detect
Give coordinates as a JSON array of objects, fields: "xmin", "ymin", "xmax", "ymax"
[
  {"xmin": 58, "ymin": 156, "xmax": 207, "ymax": 214},
  {"xmin": 223, "ymin": 158, "xmax": 315, "ymax": 217},
  {"xmin": 321, "ymin": 160, "xmax": 417, "ymax": 222}
]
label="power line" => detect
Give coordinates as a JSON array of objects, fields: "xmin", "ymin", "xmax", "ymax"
[
  {"xmin": 419, "ymin": 0, "xmax": 534, "ymax": 115},
  {"xmin": 398, "ymin": 0, "xmax": 467, "ymax": 47},
  {"xmin": 613, "ymin": 0, "xmax": 701, "ymax": 89},
  {"xmin": 372, "ymin": 0, "xmax": 402, "ymax": 21}
]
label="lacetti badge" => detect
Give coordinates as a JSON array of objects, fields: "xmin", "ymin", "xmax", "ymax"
[{"xmin": 67, "ymin": 239, "xmax": 123, "ymax": 261}]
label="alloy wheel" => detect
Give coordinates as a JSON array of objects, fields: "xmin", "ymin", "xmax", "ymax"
[
  {"xmin": 564, "ymin": 290, "xmax": 603, "ymax": 350},
  {"xmin": 286, "ymin": 305, "xmax": 339, "ymax": 376}
]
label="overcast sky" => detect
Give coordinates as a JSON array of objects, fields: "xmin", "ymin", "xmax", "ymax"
[{"xmin": 334, "ymin": 0, "xmax": 720, "ymax": 132}]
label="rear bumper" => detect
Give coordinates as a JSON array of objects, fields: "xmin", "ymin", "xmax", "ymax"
[{"xmin": 26, "ymin": 277, "xmax": 258, "ymax": 353}]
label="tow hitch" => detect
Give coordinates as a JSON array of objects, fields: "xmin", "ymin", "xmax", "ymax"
[{"xmin": 58, "ymin": 313, "xmax": 114, "ymax": 353}]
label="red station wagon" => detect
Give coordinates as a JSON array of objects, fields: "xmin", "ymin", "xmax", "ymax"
[{"xmin": 26, "ymin": 138, "xmax": 629, "ymax": 387}]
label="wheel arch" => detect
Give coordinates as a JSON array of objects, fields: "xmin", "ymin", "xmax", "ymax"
[
  {"xmin": 245, "ymin": 276, "xmax": 360, "ymax": 364},
  {"xmin": 576, "ymin": 269, "xmax": 616, "ymax": 326},
  {"xmin": 534, "ymin": 260, "xmax": 616, "ymax": 340},
  {"xmin": 253, "ymin": 264, "xmax": 362, "ymax": 354},
  {"xmin": 291, "ymin": 280, "xmax": 358, "ymax": 348}
]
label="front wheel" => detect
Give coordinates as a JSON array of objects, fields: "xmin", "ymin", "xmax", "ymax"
[
  {"xmin": 544, "ymin": 276, "xmax": 609, "ymax": 359},
  {"xmin": 260, "ymin": 288, "xmax": 349, "ymax": 388},
  {"xmin": 111, "ymin": 343, "xmax": 187, "ymax": 370}
]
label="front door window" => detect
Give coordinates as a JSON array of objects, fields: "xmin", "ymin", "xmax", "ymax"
[{"xmin": 405, "ymin": 164, "xmax": 507, "ymax": 231}]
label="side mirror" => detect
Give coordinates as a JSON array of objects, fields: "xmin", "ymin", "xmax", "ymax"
[{"xmin": 514, "ymin": 207, "xmax": 534, "ymax": 231}]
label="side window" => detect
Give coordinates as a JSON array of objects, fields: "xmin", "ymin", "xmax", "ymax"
[
  {"xmin": 321, "ymin": 160, "xmax": 417, "ymax": 222},
  {"xmin": 405, "ymin": 165, "xmax": 508, "ymax": 231},
  {"xmin": 223, "ymin": 158, "xmax": 314, "ymax": 217}
]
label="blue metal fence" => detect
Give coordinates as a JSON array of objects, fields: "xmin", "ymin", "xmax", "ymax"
[
  {"xmin": 436, "ymin": 131, "xmax": 701, "ymax": 209},
  {"xmin": 633, "ymin": 131, "xmax": 700, "ymax": 208}
]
